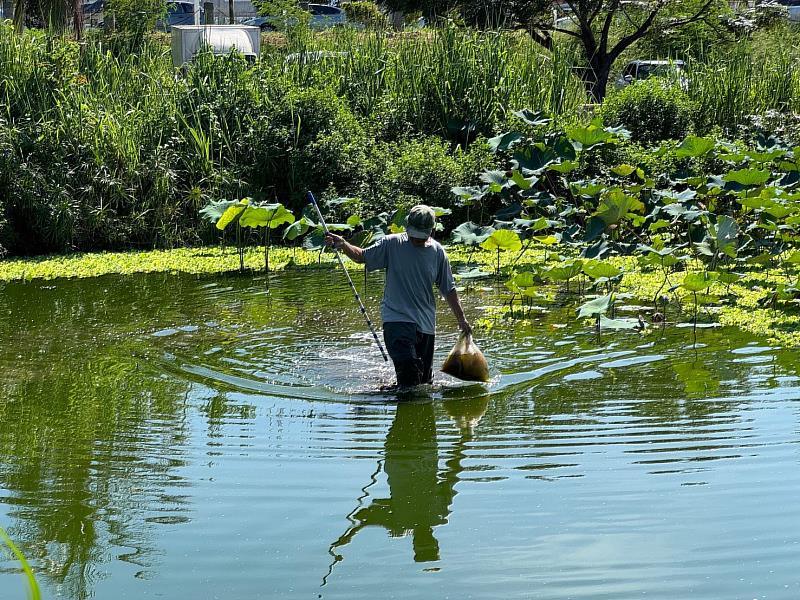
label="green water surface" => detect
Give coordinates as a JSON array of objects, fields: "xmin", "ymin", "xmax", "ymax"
[{"xmin": 1, "ymin": 270, "xmax": 800, "ymax": 599}]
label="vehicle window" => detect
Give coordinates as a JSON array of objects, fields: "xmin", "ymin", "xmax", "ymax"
[
  {"xmin": 623, "ymin": 64, "xmax": 636, "ymax": 77},
  {"xmin": 311, "ymin": 5, "xmax": 339, "ymax": 15}
]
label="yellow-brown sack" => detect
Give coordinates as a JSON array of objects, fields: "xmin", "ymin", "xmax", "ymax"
[{"xmin": 441, "ymin": 333, "xmax": 490, "ymax": 382}]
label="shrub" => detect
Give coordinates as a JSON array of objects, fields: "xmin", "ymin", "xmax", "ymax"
[
  {"xmin": 359, "ymin": 137, "xmax": 494, "ymax": 220},
  {"xmin": 600, "ymin": 78, "xmax": 696, "ymax": 145},
  {"xmin": 240, "ymin": 83, "xmax": 371, "ymax": 209},
  {"xmin": 341, "ymin": 1, "xmax": 389, "ymax": 29}
]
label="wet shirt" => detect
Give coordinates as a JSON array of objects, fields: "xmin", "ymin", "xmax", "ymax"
[{"xmin": 363, "ymin": 233, "xmax": 456, "ymax": 335}]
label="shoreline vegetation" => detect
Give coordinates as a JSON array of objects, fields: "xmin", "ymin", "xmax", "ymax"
[
  {"xmin": 2, "ymin": 17, "xmax": 800, "ymax": 349},
  {"xmin": 3, "ymin": 245, "xmax": 800, "ymax": 348}
]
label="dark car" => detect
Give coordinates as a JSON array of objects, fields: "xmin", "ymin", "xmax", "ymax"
[
  {"xmin": 243, "ymin": 4, "xmax": 346, "ymax": 31},
  {"xmin": 157, "ymin": 1, "xmax": 197, "ymax": 30}
]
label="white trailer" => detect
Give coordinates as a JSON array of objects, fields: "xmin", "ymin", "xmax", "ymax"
[{"xmin": 170, "ymin": 24, "xmax": 260, "ymax": 66}]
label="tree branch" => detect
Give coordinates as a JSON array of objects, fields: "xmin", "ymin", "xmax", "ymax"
[
  {"xmin": 665, "ymin": 0, "xmax": 717, "ymax": 28},
  {"xmin": 608, "ymin": 2, "xmax": 664, "ymax": 62}
]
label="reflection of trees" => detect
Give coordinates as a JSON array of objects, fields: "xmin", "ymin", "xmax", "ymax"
[
  {"xmin": 327, "ymin": 397, "xmax": 488, "ymax": 572},
  {"xmin": 0, "ymin": 278, "xmax": 195, "ymax": 600}
]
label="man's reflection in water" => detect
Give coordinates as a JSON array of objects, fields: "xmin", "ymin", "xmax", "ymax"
[{"xmin": 328, "ymin": 395, "xmax": 489, "ymax": 567}]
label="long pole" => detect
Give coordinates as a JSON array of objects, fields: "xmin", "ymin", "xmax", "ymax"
[{"xmin": 307, "ymin": 192, "xmax": 389, "ymax": 362}]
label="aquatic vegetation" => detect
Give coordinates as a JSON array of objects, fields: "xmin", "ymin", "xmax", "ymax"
[
  {"xmin": 0, "ymin": 247, "xmax": 325, "ymax": 282},
  {"xmin": 0, "ymin": 526, "xmax": 40, "ymax": 600}
]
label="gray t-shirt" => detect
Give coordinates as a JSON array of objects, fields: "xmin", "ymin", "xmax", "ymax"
[{"xmin": 363, "ymin": 233, "xmax": 456, "ymax": 335}]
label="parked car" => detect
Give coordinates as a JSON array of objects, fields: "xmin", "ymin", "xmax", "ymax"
[
  {"xmin": 157, "ymin": 1, "xmax": 197, "ymax": 31},
  {"xmin": 775, "ymin": 0, "xmax": 800, "ymax": 21},
  {"xmin": 615, "ymin": 60, "xmax": 688, "ymax": 90},
  {"xmin": 242, "ymin": 4, "xmax": 346, "ymax": 31}
]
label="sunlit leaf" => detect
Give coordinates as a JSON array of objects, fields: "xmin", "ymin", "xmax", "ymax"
[
  {"xmin": 723, "ymin": 168, "xmax": 771, "ymax": 186},
  {"xmin": 239, "ymin": 203, "xmax": 295, "ymax": 229},
  {"xmin": 582, "ymin": 260, "xmax": 621, "ymax": 279},
  {"xmin": 674, "ymin": 136, "xmax": 716, "ymax": 158},
  {"xmin": 216, "ymin": 199, "xmax": 251, "ymax": 231},
  {"xmin": 481, "ymin": 229, "xmax": 523, "ymax": 252},
  {"xmin": 682, "ymin": 271, "xmax": 719, "ymax": 292},
  {"xmin": 611, "ymin": 164, "xmax": 636, "ymax": 177},
  {"xmin": 577, "ymin": 294, "xmax": 612, "ymax": 318}
]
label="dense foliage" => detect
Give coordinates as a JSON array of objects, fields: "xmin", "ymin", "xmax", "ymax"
[{"xmin": 0, "ymin": 20, "xmax": 799, "ymax": 257}]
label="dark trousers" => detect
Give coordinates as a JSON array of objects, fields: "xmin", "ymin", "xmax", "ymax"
[{"xmin": 383, "ymin": 322, "xmax": 435, "ymax": 387}]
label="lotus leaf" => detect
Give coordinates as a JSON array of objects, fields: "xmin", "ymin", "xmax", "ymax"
[
  {"xmin": 513, "ymin": 145, "xmax": 558, "ymax": 173},
  {"xmin": 710, "ymin": 215, "xmax": 739, "ymax": 258},
  {"xmin": 513, "ymin": 271, "xmax": 537, "ymax": 287},
  {"xmin": 452, "ymin": 222, "xmax": 495, "ymax": 246},
  {"xmin": 496, "ymin": 203, "xmax": 524, "ymax": 222},
  {"xmin": 480, "ymin": 170, "xmax": 509, "ymax": 192},
  {"xmin": 657, "ymin": 189, "xmax": 697, "ymax": 202},
  {"xmin": 240, "ymin": 203, "xmax": 295, "ymax": 229},
  {"xmin": 571, "ymin": 181, "xmax": 605, "ymax": 198},
  {"xmin": 481, "ymin": 229, "xmax": 522, "ymax": 252},
  {"xmin": 200, "ymin": 199, "xmax": 241, "ymax": 224},
  {"xmin": 747, "ymin": 149, "xmax": 786, "ymax": 163},
  {"xmin": 598, "ymin": 315, "xmax": 641, "ymax": 330},
  {"xmin": 577, "ymin": 294, "xmax": 612, "ymax": 318},
  {"xmin": 674, "ymin": 136, "xmax": 716, "ymax": 158},
  {"xmin": 611, "ymin": 164, "xmax": 636, "ymax": 177},
  {"xmin": 548, "ymin": 161, "xmax": 578, "ymax": 173},
  {"xmin": 595, "ymin": 190, "xmax": 644, "ymax": 225},
  {"xmin": 534, "ymin": 235, "xmax": 559, "ymax": 245},
  {"xmin": 723, "ymin": 168, "xmax": 771, "ymax": 187},
  {"xmin": 284, "ymin": 215, "xmax": 315, "ymax": 241},
  {"xmin": 582, "ymin": 260, "xmax": 621, "ymax": 279},
  {"xmin": 511, "ymin": 170, "xmax": 535, "ymax": 190},
  {"xmin": 488, "ymin": 131, "xmax": 524, "ymax": 152},
  {"xmin": 455, "ymin": 267, "xmax": 492, "ymax": 280},
  {"xmin": 513, "ymin": 109, "xmax": 550, "ymax": 127},
  {"xmin": 785, "ymin": 252, "xmax": 800, "ymax": 264},
  {"xmin": 451, "ymin": 186, "xmax": 485, "ymax": 204},
  {"xmin": 682, "ymin": 272, "xmax": 718, "ymax": 292},
  {"xmin": 216, "ymin": 199, "xmax": 251, "ymax": 231},
  {"xmin": 544, "ymin": 261, "xmax": 583, "ymax": 282}
]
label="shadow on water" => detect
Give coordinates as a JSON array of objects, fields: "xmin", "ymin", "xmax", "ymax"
[
  {"xmin": 3, "ymin": 270, "xmax": 800, "ymax": 599},
  {"xmin": 322, "ymin": 392, "xmax": 489, "ymax": 585}
]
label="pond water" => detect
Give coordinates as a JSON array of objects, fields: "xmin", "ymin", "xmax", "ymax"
[{"xmin": 2, "ymin": 269, "xmax": 800, "ymax": 600}]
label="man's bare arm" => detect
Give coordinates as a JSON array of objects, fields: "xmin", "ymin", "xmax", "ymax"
[
  {"xmin": 325, "ymin": 233, "xmax": 365, "ymax": 264},
  {"xmin": 445, "ymin": 289, "xmax": 472, "ymax": 335}
]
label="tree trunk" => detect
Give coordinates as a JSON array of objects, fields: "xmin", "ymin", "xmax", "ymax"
[
  {"xmin": 73, "ymin": 0, "xmax": 84, "ymax": 40},
  {"xmin": 583, "ymin": 55, "xmax": 612, "ymax": 103},
  {"xmin": 12, "ymin": 0, "xmax": 25, "ymax": 31},
  {"xmin": 228, "ymin": 0, "xmax": 234, "ymax": 24}
]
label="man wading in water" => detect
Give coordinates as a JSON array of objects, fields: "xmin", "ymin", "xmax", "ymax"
[{"xmin": 325, "ymin": 205, "xmax": 471, "ymax": 388}]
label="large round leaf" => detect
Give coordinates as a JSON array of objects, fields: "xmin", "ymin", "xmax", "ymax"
[
  {"xmin": 452, "ymin": 222, "xmax": 495, "ymax": 246},
  {"xmin": 481, "ymin": 229, "xmax": 522, "ymax": 252},
  {"xmin": 681, "ymin": 272, "xmax": 719, "ymax": 292},
  {"xmin": 723, "ymin": 168, "xmax": 771, "ymax": 187},
  {"xmin": 216, "ymin": 199, "xmax": 251, "ymax": 231},
  {"xmin": 239, "ymin": 203, "xmax": 295, "ymax": 229},
  {"xmin": 582, "ymin": 260, "xmax": 621, "ymax": 279},
  {"xmin": 674, "ymin": 136, "xmax": 716, "ymax": 158}
]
